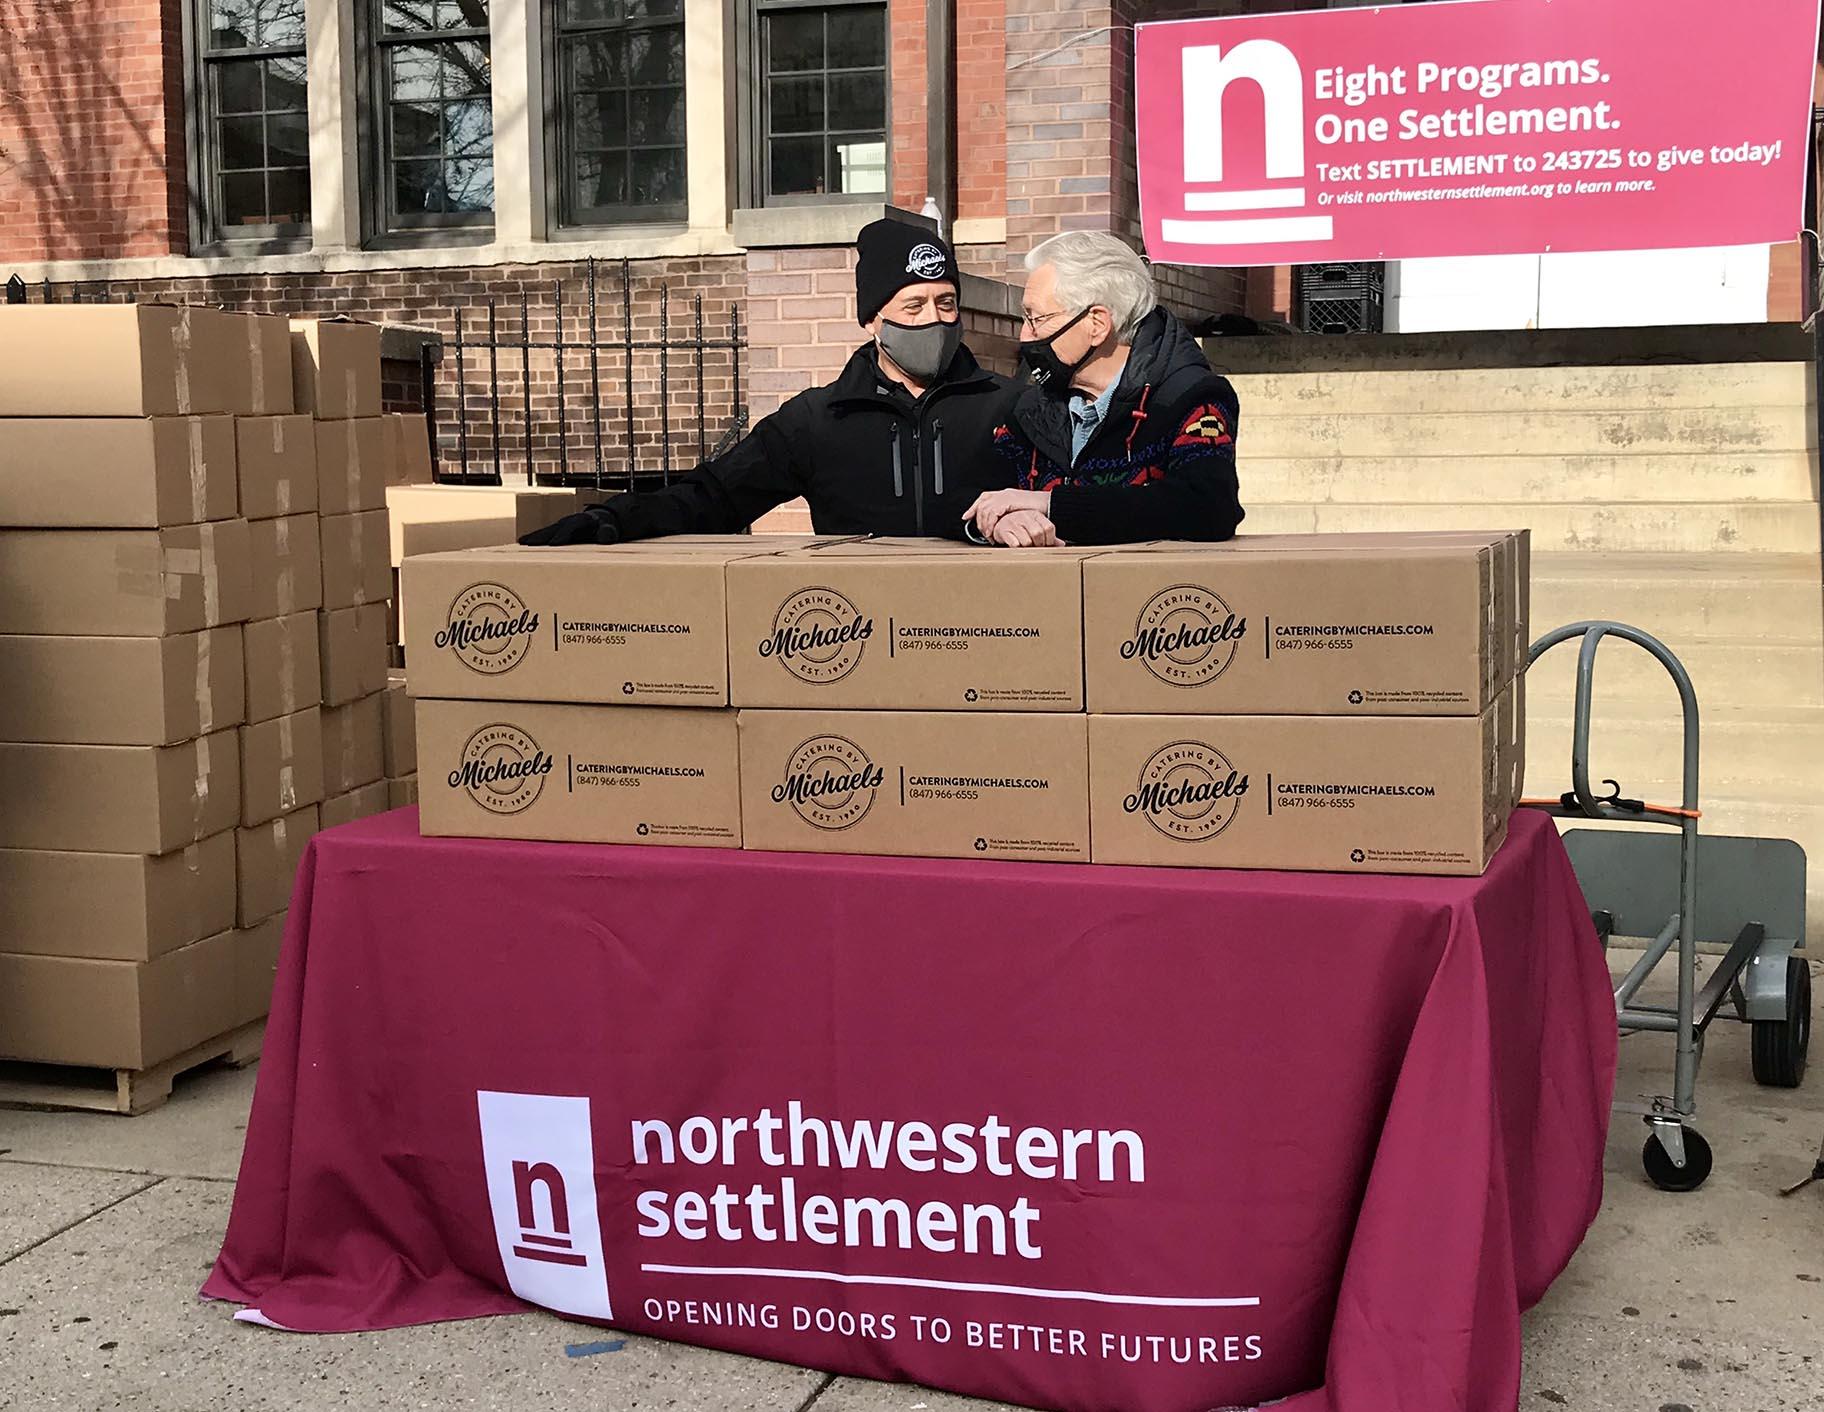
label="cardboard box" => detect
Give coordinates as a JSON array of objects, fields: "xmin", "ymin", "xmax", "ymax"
[
  {"xmin": 1083, "ymin": 538, "xmax": 1514, "ymax": 716},
  {"xmin": 236, "ymin": 414, "xmax": 318, "ymax": 519},
  {"xmin": 1193, "ymin": 531, "xmax": 1529, "ymax": 688},
  {"xmin": 0, "ymin": 832, "xmax": 236, "ymax": 962},
  {"xmin": 316, "ymin": 418, "xmax": 388, "ymax": 515},
  {"xmin": 322, "ymin": 693, "xmax": 386, "ymax": 795},
  {"xmin": 386, "ymin": 484, "xmax": 586, "ymax": 565},
  {"xmin": 386, "ymin": 412, "xmax": 435, "ymax": 485},
  {"xmin": 0, "ymin": 415, "xmax": 237, "ymax": 527},
  {"xmin": 236, "ymin": 804, "xmax": 318, "ymax": 926},
  {"xmin": 0, "ymin": 931, "xmax": 237, "ymax": 1069},
  {"xmin": 726, "ymin": 543, "xmax": 1088, "ymax": 711},
  {"xmin": 321, "ymin": 780, "xmax": 391, "ymax": 829},
  {"xmin": 0, "ymin": 732, "xmax": 240, "ymax": 853},
  {"xmin": 289, "ymin": 317, "xmax": 382, "ymax": 418},
  {"xmin": 738, "ymin": 710, "xmax": 1090, "ymax": 862},
  {"xmin": 243, "ymin": 612, "xmax": 322, "ymax": 723},
  {"xmin": 0, "ymin": 520, "xmax": 252, "ymax": 636},
  {"xmin": 245, "ymin": 513, "xmax": 323, "ymax": 620},
  {"xmin": 383, "ymin": 677, "xmax": 416, "ymax": 775},
  {"xmin": 229, "ymin": 312, "xmax": 296, "ymax": 416},
  {"xmin": 402, "ymin": 544, "xmax": 751, "ymax": 705},
  {"xmin": 1087, "ymin": 683, "xmax": 1524, "ymax": 876},
  {"xmin": 319, "ymin": 603, "xmax": 390, "ymax": 706},
  {"xmin": 320, "ymin": 509, "xmax": 392, "ymax": 610},
  {"xmin": 416, "ymin": 700, "xmax": 740, "ymax": 846},
  {"xmin": 389, "ymin": 774, "xmax": 418, "ymax": 809},
  {"xmin": 0, "ymin": 627, "xmax": 243, "ymax": 745},
  {"xmin": 233, "ymin": 914, "xmax": 286, "ymax": 1027},
  {"xmin": 239, "ymin": 707, "xmax": 326, "ymax": 827},
  {"xmin": 0, "ymin": 304, "xmax": 237, "ymax": 416}
]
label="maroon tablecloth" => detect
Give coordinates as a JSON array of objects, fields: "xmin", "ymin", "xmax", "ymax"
[{"xmin": 205, "ymin": 807, "xmax": 1614, "ymax": 1412}]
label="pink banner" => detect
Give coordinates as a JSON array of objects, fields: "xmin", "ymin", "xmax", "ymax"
[{"xmin": 1137, "ymin": 0, "xmax": 1820, "ymax": 267}]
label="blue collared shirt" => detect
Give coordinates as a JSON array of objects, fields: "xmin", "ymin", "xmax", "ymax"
[{"xmin": 1069, "ymin": 380, "xmax": 1119, "ymax": 466}]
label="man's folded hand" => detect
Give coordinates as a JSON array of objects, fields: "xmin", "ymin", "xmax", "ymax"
[
  {"xmin": 519, "ymin": 509, "xmax": 620, "ymax": 546},
  {"xmin": 991, "ymin": 509, "xmax": 1064, "ymax": 548}
]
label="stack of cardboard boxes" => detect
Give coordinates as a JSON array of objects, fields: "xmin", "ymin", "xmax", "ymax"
[
  {"xmin": 402, "ymin": 531, "xmax": 1528, "ymax": 876},
  {"xmin": 0, "ymin": 305, "xmax": 260, "ymax": 1071},
  {"xmin": 292, "ymin": 319, "xmax": 393, "ymax": 839},
  {"xmin": 0, "ymin": 306, "xmax": 408, "ymax": 1079}
]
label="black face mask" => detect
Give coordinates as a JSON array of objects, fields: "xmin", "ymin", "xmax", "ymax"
[{"xmin": 1018, "ymin": 308, "xmax": 1093, "ymax": 395}]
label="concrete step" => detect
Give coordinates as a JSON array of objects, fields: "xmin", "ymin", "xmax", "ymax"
[
  {"xmin": 1525, "ymin": 702, "xmax": 1824, "ymax": 800},
  {"xmin": 1239, "ymin": 501, "xmax": 1822, "ymax": 553},
  {"xmin": 1243, "ymin": 408, "xmax": 1814, "ymax": 460},
  {"xmin": 1526, "ymin": 638, "xmax": 1824, "ymax": 709},
  {"xmin": 1241, "ymin": 452, "xmax": 1816, "ymax": 504},
  {"xmin": 1529, "ymin": 552, "xmax": 1824, "ymax": 643},
  {"xmin": 1227, "ymin": 361, "xmax": 1813, "ymax": 415}
]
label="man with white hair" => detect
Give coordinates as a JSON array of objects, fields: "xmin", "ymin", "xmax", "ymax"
[{"xmin": 964, "ymin": 231, "xmax": 1243, "ymax": 547}]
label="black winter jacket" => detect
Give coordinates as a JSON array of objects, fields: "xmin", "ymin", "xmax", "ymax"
[
  {"xmin": 992, "ymin": 308, "xmax": 1244, "ymax": 545},
  {"xmin": 526, "ymin": 343, "xmax": 1017, "ymax": 544}
]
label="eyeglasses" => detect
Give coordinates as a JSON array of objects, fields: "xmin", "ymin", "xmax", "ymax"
[{"xmin": 1020, "ymin": 307, "xmax": 1081, "ymax": 335}]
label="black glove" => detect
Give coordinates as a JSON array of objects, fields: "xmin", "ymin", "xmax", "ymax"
[{"xmin": 519, "ymin": 508, "xmax": 620, "ymax": 546}]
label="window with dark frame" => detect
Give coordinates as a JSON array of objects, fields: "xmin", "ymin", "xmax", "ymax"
[
  {"xmin": 757, "ymin": 0, "xmax": 887, "ymax": 203},
  {"xmin": 373, "ymin": 0, "xmax": 496, "ymax": 233},
  {"xmin": 552, "ymin": 1, "xmax": 688, "ymax": 228},
  {"xmin": 194, "ymin": 0, "xmax": 312, "ymax": 244}
]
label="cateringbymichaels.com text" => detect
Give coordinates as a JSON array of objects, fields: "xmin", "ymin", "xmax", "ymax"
[{"xmin": 630, "ymin": 1103, "xmax": 1146, "ymax": 1260}]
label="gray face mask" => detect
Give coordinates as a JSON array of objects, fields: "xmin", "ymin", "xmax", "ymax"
[{"xmin": 876, "ymin": 317, "xmax": 963, "ymax": 382}]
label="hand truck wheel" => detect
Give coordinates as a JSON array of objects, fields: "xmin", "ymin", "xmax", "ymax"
[
  {"xmin": 1751, "ymin": 956, "xmax": 1812, "ymax": 1089},
  {"xmin": 1643, "ymin": 1127, "xmax": 1713, "ymax": 1192}
]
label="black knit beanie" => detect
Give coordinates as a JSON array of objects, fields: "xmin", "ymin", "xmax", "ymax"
[{"xmin": 855, "ymin": 219, "xmax": 957, "ymax": 325}]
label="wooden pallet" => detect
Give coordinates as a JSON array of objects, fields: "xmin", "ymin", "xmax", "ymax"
[{"xmin": 0, "ymin": 1021, "xmax": 266, "ymax": 1117}]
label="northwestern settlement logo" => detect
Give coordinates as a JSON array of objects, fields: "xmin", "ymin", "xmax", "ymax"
[
  {"xmin": 759, "ymin": 587, "xmax": 873, "ymax": 684},
  {"xmin": 772, "ymin": 734, "xmax": 885, "ymax": 830},
  {"xmin": 906, "ymin": 242, "xmax": 948, "ymax": 279},
  {"xmin": 438, "ymin": 582, "xmax": 539, "ymax": 675},
  {"xmin": 1169, "ymin": 38, "xmax": 1334, "ymax": 248},
  {"xmin": 452, "ymin": 723, "xmax": 554, "ymax": 814},
  {"xmin": 1121, "ymin": 584, "xmax": 1247, "ymax": 687},
  {"xmin": 1123, "ymin": 739, "xmax": 1249, "ymax": 842},
  {"xmin": 477, "ymin": 1091, "xmax": 611, "ymax": 1320}
]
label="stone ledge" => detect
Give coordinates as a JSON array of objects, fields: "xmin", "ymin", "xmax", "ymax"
[{"xmin": 732, "ymin": 204, "xmax": 935, "ymax": 251}]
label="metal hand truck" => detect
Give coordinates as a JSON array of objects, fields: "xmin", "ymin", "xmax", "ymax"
[{"xmin": 1528, "ymin": 621, "xmax": 1810, "ymax": 1192}]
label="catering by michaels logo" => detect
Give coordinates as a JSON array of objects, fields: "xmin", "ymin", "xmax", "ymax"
[
  {"xmin": 1164, "ymin": 37, "xmax": 1335, "ymax": 249},
  {"xmin": 1121, "ymin": 584, "xmax": 1247, "ymax": 687},
  {"xmin": 438, "ymin": 582, "xmax": 539, "ymax": 674},
  {"xmin": 758, "ymin": 587, "xmax": 874, "ymax": 684},
  {"xmin": 1123, "ymin": 740, "xmax": 1249, "ymax": 842},
  {"xmin": 452, "ymin": 723, "xmax": 555, "ymax": 814},
  {"xmin": 772, "ymin": 734, "xmax": 885, "ymax": 830},
  {"xmin": 477, "ymin": 1091, "xmax": 612, "ymax": 1321}
]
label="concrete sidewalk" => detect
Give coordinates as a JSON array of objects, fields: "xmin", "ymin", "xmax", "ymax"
[{"xmin": 3, "ymin": 987, "xmax": 1822, "ymax": 1412}]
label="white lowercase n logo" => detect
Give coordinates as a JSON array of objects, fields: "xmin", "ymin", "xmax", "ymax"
[
  {"xmin": 477, "ymin": 1091, "xmax": 613, "ymax": 1320},
  {"xmin": 1165, "ymin": 39, "xmax": 1334, "ymax": 248}
]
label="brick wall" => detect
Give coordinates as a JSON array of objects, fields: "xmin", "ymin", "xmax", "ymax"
[
  {"xmin": 955, "ymin": 0, "xmax": 1007, "ymax": 223},
  {"xmin": 890, "ymin": 0, "xmax": 930, "ymax": 212},
  {"xmin": 998, "ymin": 0, "xmax": 1248, "ymax": 324},
  {"xmin": 30, "ymin": 257, "xmax": 750, "ymax": 483},
  {"xmin": 0, "ymin": 0, "xmax": 188, "ymax": 262},
  {"xmin": 745, "ymin": 246, "xmax": 864, "ymax": 420}
]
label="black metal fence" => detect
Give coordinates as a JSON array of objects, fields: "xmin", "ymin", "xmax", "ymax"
[
  {"xmin": 440, "ymin": 257, "xmax": 748, "ymax": 492},
  {"xmin": 5, "ymin": 273, "xmax": 121, "ymax": 304},
  {"xmin": 6, "ymin": 259, "xmax": 750, "ymax": 494}
]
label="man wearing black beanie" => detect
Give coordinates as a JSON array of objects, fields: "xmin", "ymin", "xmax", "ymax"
[{"xmin": 522, "ymin": 218, "xmax": 1016, "ymax": 545}]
